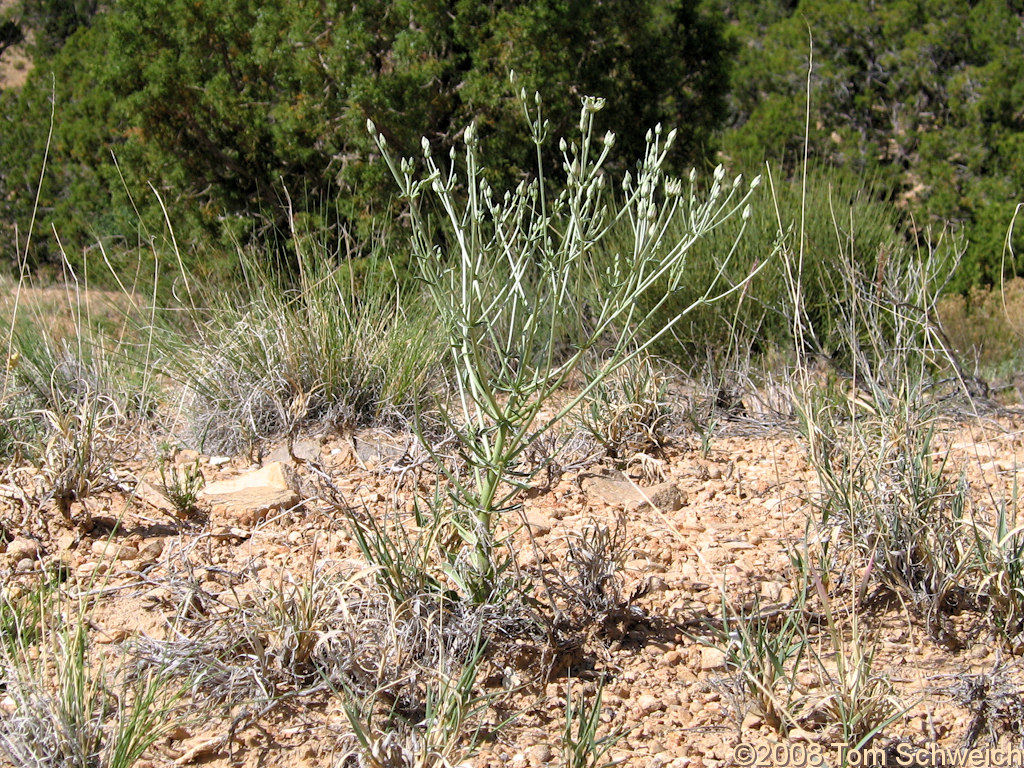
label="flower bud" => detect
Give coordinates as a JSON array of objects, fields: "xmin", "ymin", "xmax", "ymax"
[
  {"xmin": 743, "ymin": 204, "xmax": 752, "ymax": 221},
  {"xmin": 559, "ymin": 137, "xmax": 568, "ymax": 153},
  {"xmin": 366, "ymin": 118, "xmax": 377, "ymax": 137},
  {"xmin": 751, "ymin": 175, "xmax": 762, "ymax": 190},
  {"xmin": 603, "ymin": 131, "xmax": 615, "ymax": 148},
  {"xmin": 421, "ymin": 136, "xmax": 431, "ymax": 157},
  {"xmin": 714, "ymin": 164, "xmax": 725, "ymax": 182}
]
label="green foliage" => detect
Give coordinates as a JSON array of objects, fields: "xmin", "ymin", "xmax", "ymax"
[
  {"xmin": 610, "ymin": 163, "xmax": 941, "ymax": 368},
  {"xmin": 716, "ymin": 0, "xmax": 1024, "ymax": 289},
  {"xmin": 0, "ymin": 0, "xmax": 732, "ymax": 274},
  {"xmin": 153, "ymin": 235, "xmax": 442, "ymax": 455},
  {"xmin": 20, "ymin": 0, "xmax": 99, "ymax": 58}
]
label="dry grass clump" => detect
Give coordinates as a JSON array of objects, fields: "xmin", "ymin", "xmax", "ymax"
[
  {"xmin": 938, "ymin": 277, "xmax": 1024, "ymax": 384},
  {"xmin": 574, "ymin": 355, "xmax": 676, "ymax": 461},
  {"xmin": 0, "ymin": 584, "xmax": 183, "ymax": 768}
]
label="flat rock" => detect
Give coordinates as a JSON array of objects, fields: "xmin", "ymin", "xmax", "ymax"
[
  {"xmin": 580, "ymin": 471, "xmax": 685, "ymax": 511},
  {"xmin": 265, "ymin": 439, "xmax": 321, "ymax": 464},
  {"xmin": 5, "ymin": 536, "xmax": 41, "ymax": 561},
  {"xmin": 91, "ymin": 541, "xmax": 140, "ymax": 561},
  {"xmin": 202, "ymin": 461, "xmax": 298, "ymax": 496},
  {"xmin": 137, "ymin": 539, "xmax": 165, "ymax": 563},
  {"xmin": 135, "ymin": 480, "xmax": 181, "ymax": 515},
  {"xmin": 207, "ymin": 488, "xmax": 300, "ymax": 525},
  {"xmin": 700, "ymin": 646, "xmax": 728, "ymax": 671}
]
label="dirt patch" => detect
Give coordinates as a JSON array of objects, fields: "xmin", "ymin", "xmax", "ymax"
[
  {"xmin": 3, "ymin": 414, "xmax": 1024, "ymax": 767},
  {"xmin": 0, "ymin": 0, "xmax": 30, "ymax": 90}
]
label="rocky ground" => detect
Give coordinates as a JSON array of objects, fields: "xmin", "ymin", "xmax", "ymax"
[{"xmin": 3, "ymin": 407, "xmax": 1024, "ymax": 768}]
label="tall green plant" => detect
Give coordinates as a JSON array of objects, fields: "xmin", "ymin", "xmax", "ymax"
[{"xmin": 368, "ymin": 77, "xmax": 769, "ymax": 602}]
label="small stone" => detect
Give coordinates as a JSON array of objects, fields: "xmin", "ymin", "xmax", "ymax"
[
  {"xmin": 209, "ymin": 455, "xmax": 232, "ymax": 467},
  {"xmin": 15, "ymin": 557, "xmax": 35, "ymax": 571},
  {"xmin": 648, "ymin": 576, "xmax": 668, "ymax": 593},
  {"xmin": 176, "ymin": 449, "xmax": 200, "ymax": 465},
  {"xmin": 5, "ymin": 536, "xmax": 40, "ymax": 561},
  {"xmin": 76, "ymin": 561, "xmax": 109, "ymax": 578},
  {"xmin": 661, "ymin": 650, "xmax": 682, "ymax": 667},
  {"xmin": 700, "ymin": 646, "xmax": 727, "ymax": 671},
  {"xmin": 91, "ymin": 541, "xmax": 139, "ymax": 561},
  {"xmin": 645, "ymin": 482, "xmax": 686, "ymax": 511},
  {"xmin": 761, "ymin": 581, "xmax": 785, "ymax": 602},
  {"xmin": 637, "ymin": 694, "xmax": 665, "ymax": 715},
  {"xmin": 742, "ymin": 711, "xmax": 764, "ymax": 730},
  {"xmin": 787, "ymin": 728, "xmax": 815, "ymax": 743},
  {"xmin": 137, "ymin": 540, "xmax": 164, "ymax": 563},
  {"xmin": 133, "ymin": 481, "xmax": 179, "ymax": 515},
  {"xmin": 529, "ymin": 744, "xmax": 553, "ymax": 764}
]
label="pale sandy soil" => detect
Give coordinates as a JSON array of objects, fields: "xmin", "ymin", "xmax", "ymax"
[
  {"xmin": 3, "ymin": 405, "xmax": 1024, "ymax": 768},
  {"xmin": 0, "ymin": 0, "xmax": 30, "ymax": 91}
]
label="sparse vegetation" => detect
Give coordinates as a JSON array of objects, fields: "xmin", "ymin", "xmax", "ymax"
[{"xmin": 3, "ymin": 28, "xmax": 1024, "ymax": 768}]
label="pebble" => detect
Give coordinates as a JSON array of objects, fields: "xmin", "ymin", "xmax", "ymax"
[
  {"xmin": 6, "ymin": 536, "xmax": 40, "ymax": 561},
  {"xmin": 91, "ymin": 541, "xmax": 139, "ymax": 561},
  {"xmin": 137, "ymin": 540, "xmax": 164, "ymax": 563},
  {"xmin": 637, "ymin": 693, "xmax": 665, "ymax": 715},
  {"xmin": 529, "ymin": 744, "xmax": 553, "ymax": 764},
  {"xmin": 742, "ymin": 711, "xmax": 764, "ymax": 730},
  {"xmin": 699, "ymin": 646, "xmax": 727, "ymax": 671},
  {"xmin": 661, "ymin": 650, "xmax": 683, "ymax": 667},
  {"xmin": 76, "ymin": 561, "xmax": 109, "ymax": 578}
]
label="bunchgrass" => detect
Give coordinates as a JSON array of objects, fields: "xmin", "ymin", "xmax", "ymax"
[
  {"xmin": 710, "ymin": 585, "xmax": 808, "ymax": 734},
  {"xmin": 574, "ymin": 354, "xmax": 674, "ymax": 461},
  {"xmin": 156, "ymin": 444, "xmax": 204, "ymax": 518},
  {"xmin": 972, "ymin": 483, "xmax": 1024, "ymax": 643},
  {"xmin": 151, "ymin": 230, "xmax": 442, "ymax": 456},
  {"xmin": 560, "ymin": 676, "xmax": 626, "ymax": 768},
  {"xmin": 0, "ymin": 589, "xmax": 182, "ymax": 768}
]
